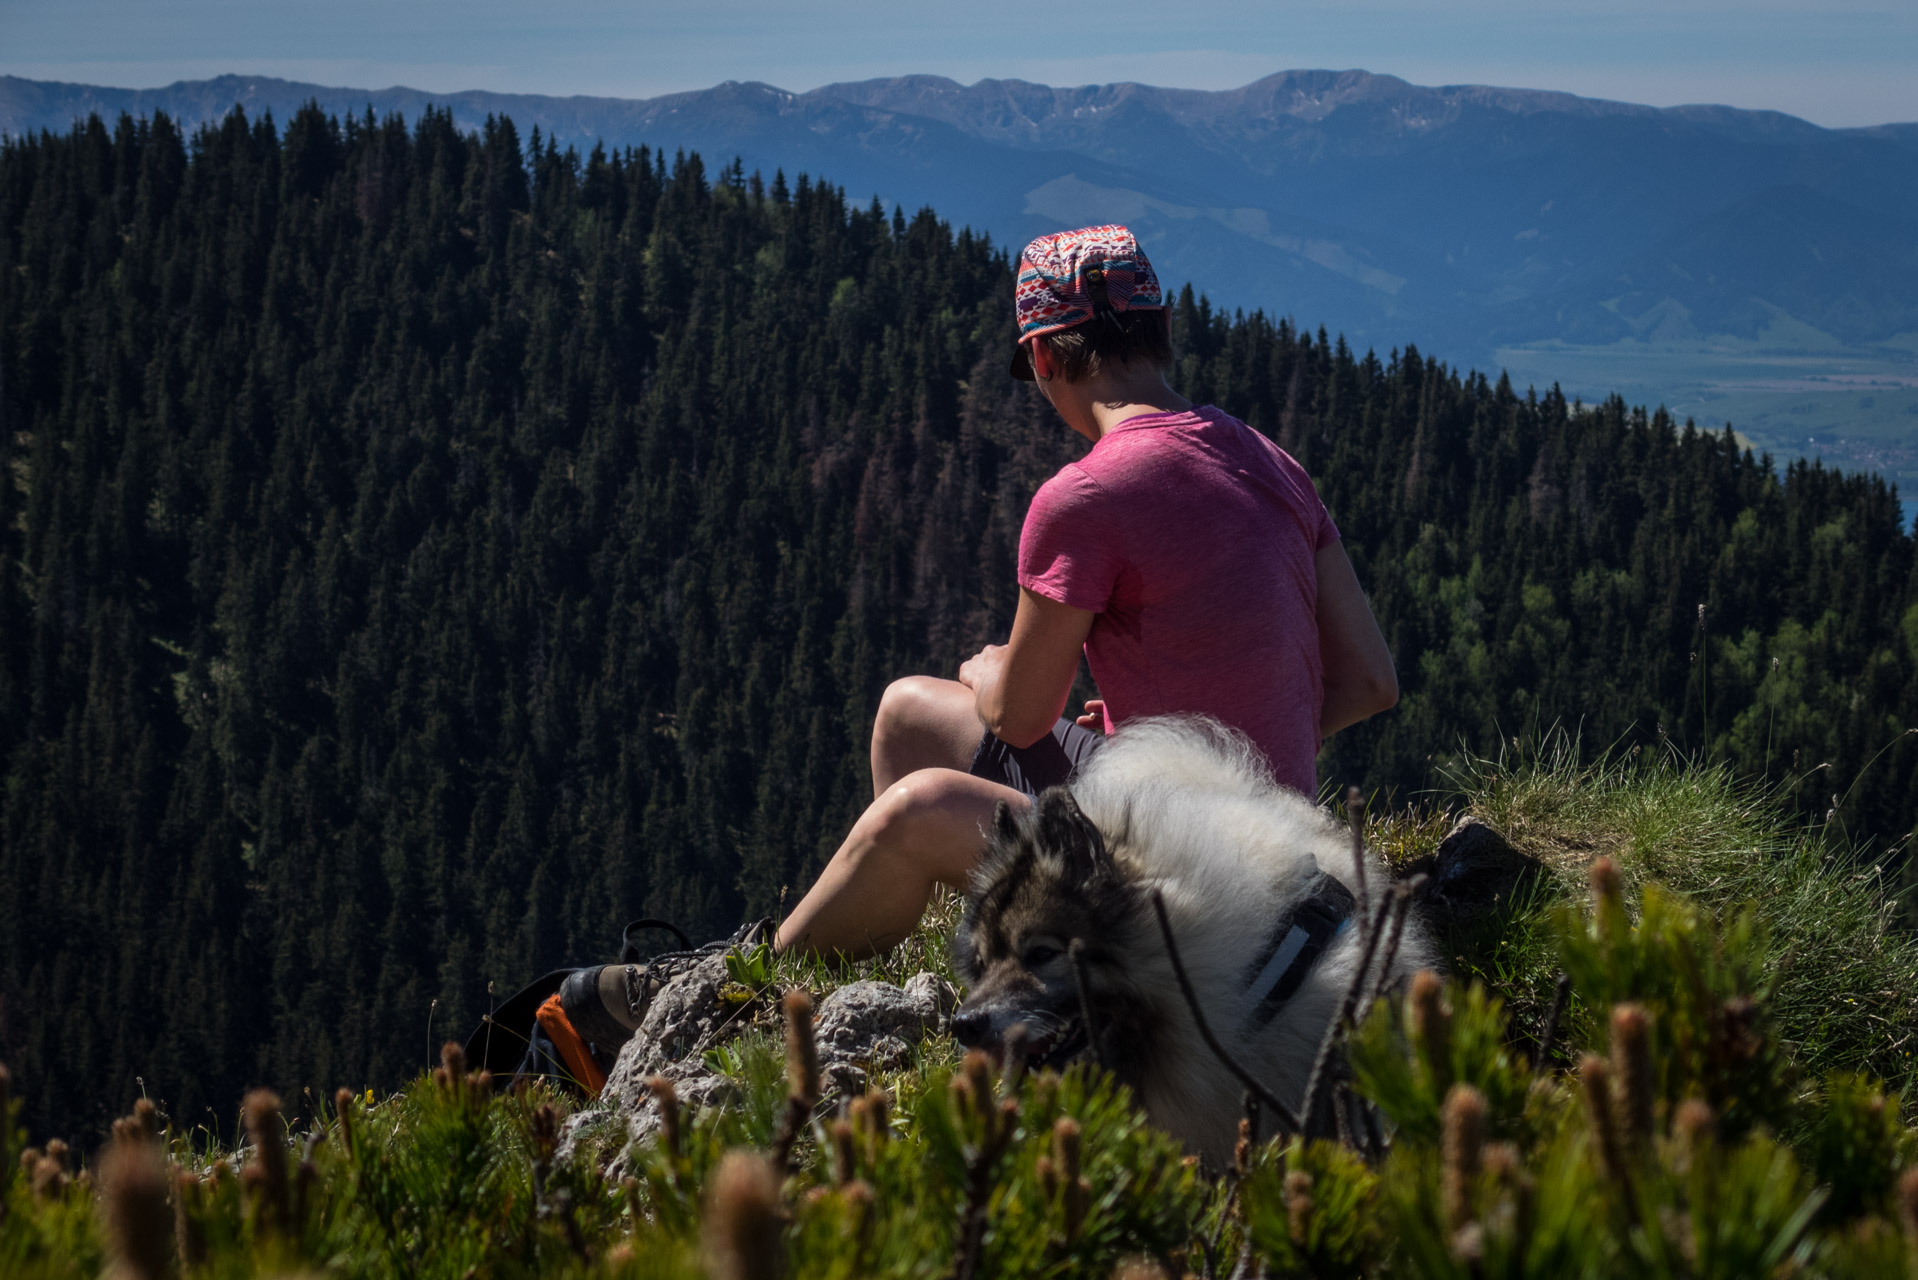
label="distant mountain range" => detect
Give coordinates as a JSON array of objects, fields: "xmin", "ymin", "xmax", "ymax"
[{"xmin": 4, "ymin": 70, "xmax": 1916, "ymax": 363}]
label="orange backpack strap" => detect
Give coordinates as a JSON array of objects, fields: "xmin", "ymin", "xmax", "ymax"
[{"xmin": 535, "ymin": 992, "xmax": 609, "ymax": 1097}]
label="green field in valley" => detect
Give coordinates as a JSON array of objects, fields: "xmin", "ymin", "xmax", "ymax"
[{"xmin": 1494, "ymin": 335, "xmax": 1918, "ymax": 528}]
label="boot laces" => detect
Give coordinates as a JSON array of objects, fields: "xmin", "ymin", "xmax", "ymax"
[{"xmin": 618, "ymin": 918, "xmax": 773, "ymax": 1019}]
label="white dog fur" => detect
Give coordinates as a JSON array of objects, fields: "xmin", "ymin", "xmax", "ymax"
[{"xmin": 1065, "ymin": 716, "xmax": 1434, "ymax": 1160}]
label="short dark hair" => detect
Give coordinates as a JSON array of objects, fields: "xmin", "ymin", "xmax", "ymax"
[{"xmin": 1036, "ymin": 309, "xmax": 1173, "ymax": 383}]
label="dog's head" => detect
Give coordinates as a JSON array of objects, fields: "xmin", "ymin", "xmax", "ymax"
[{"xmin": 950, "ymin": 787, "xmax": 1143, "ymax": 1070}]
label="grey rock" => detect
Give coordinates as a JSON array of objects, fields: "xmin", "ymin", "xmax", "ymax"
[
  {"xmin": 814, "ymin": 976, "xmax": 952, "ymax": 1057},
  {"xmin": 1422, "ymin": 816, "xmax": 1546, "ymax": 923},
  {"xmin": 603, "ymin": 950, "xmax": 741, "ymax": 1111},
  {"xmin": 903, "ymin": 971, "xmax": 959, "ymax": 1019},
  {"xmin": 807, "ymin": 974, "xmax": 952, "ymax": 1102},
  {"xmin": 555, "ymin": 1108, "xmax": 625, "ymax": 1169},
  {"xmin": 599, "ymin": 951, "xmax": 755, "ymax": 1176},
  {"xmin": 596, "ymin": 966, "xmax": 953, "ymax": 1174},
  {"xmin": 816, "ymin": 1031, "xmax": 920, "ymax": 1098},
  {"xmin": 823, "ymin": 1058, "xmax": 870, "ymax": 1098},
  {"xmin": 865, "ymin": 1033, "xmax": 916, "ymax": 1068},
  {"xmin": 619, "ymin": 1069, "xmax": 740, "ymax": 1157}
]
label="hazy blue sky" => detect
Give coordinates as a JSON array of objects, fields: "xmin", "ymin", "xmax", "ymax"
[{"xmin": 4, "ymin": 0, "xmax": 1914, "ymax": 127}]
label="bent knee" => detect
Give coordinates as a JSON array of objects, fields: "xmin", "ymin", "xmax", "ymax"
[
  {"xmin": 869, "ymin": 767, "xmax": 964, "ymax": 834},
  {"xmin": 869, "ymin": 768, "xmax": 1021, "ymax": 847},
  {"xmin": 875, "ymin": 676, "xmax": 954, "ymax": 735},
  {"xmin": 853, "ymin": 769, "xmax": 1030, "ymax": 888}
]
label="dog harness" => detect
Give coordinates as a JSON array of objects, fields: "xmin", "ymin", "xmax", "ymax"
[{"xmin": 1239, "ymin": 872, "xmax": 1356, "ymax": 1035}]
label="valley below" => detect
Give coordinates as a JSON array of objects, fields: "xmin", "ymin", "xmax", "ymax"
[{"xmin": 1493, "ymin": 336, "xmax": 1918, "ymax": 526}]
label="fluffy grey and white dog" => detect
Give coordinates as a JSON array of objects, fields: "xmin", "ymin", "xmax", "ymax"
[{"xmin": 951, "ymin": 716, "xmax": 1433, "ymax": 1163}]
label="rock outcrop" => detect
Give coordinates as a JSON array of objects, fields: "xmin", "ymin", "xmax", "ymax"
[
  {"xmin": 1411, "ymin": 815, "xmax": 1547, "ymax": 924},
  {"xmin": 591, "ymin": 959, "xmax": 957, "ymax": 1161},
  {"xmin": 812, "ymin": 972, "xmax": 956, "ymax": 1096}
]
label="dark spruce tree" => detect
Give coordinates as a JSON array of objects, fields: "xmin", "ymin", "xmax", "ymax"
[{"xmin": 1, "ymin": 104, "xmax": 1913, "ymax": 1141}]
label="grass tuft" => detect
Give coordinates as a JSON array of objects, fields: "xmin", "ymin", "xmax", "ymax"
[
  {"xmin": 769, "ymin": 889, "xmax": 966, "ymax": 994},
  {"xmin": 6, "ymin": 746, "xmax": 1917, "ymax": 1278},
  {"xmin": 1439, "ymin": 734, "xmax": 1918, "ymax": 1093}
]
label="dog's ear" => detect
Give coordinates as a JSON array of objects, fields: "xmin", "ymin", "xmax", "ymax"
[
  {"xmin": 949, "ymin": 918, "xmax": 981, "ymax": 981},
  {"xmin": 990, "ymin": 798, "xmax": 1023, "ymax": 847},
  {"xmin": 1035, "ymin": 787, "xmax": 1110, "ymax": 883}
]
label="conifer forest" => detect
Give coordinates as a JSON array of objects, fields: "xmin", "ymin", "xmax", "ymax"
[{"xmin": 2, "ymin": 105, "xmax": 1915, "ymax": 1142}]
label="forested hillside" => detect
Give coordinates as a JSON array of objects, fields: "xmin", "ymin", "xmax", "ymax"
[{"xmin": 2, "ymin": 105, "xmax": 1914, "ymax": 1141}]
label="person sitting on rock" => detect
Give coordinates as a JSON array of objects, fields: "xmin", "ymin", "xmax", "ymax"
[{"xmin": 775, "ymin": 224, "xmax": 1399, "ymax": 959}]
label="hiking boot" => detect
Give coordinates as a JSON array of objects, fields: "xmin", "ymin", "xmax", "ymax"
[
  {"xmin": 557, "ymin": 962, "xmax": 653, "ymax": 1049},
  {"xmin": 466, "ymin": 916, "xmax": 774, "ymax": 1097}
]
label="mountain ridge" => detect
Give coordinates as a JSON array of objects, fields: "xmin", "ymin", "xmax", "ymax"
[{"xmin": 3, "ymin": 68, "xmax": 1914, "ymax": 361}]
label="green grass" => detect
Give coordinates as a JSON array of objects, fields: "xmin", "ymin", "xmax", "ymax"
[
  {"xmin": 768, "ymin": 888, "xmax": 967, "ymax": 995},
  {"xmin": 1490, "ymin": 337, "xmax": 1918, "ymax": 500},
  {"xmin": 1421, "ymin": 736, "xmax": 1918, "ymax": 1095},
  {"xmin": 9, "ymin": 750, "xmax": 1918, "ymax": 1277}
]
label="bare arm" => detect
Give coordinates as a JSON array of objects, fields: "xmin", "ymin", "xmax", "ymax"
[
  {"xmin": 958, "ymin": 588, "xmax": 1096, "ymax": 749},
  {"xmin": 1317, "ymin": 541, "xmax": 1397, "ymax": 737}
]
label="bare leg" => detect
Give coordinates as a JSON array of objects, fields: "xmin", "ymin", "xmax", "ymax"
[
  {"xmin": 775, "ymin": 767, "xmax": 1029, "ymax": 959},
  {"xmin": 870, "ymin": 676, "xmax": 987, "ymax": 798}
]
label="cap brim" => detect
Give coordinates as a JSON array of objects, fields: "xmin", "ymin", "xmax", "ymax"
[{"xmin": 1009, "ymin": 339, "xmax": 1035, "ymax": 381}]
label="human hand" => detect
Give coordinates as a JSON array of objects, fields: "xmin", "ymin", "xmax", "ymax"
[
  {"xmin": 1074, "ymin": 699, "xmax": 1106, "ymax": 731},
  {"xmin": 958, "ymin": 643, "xmax": 1009, "ymax": 691}
]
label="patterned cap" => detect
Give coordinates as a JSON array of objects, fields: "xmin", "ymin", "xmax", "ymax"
[{"xmin": 1010, "ymin": 224, "xmax": 1165, "ymax": 380}]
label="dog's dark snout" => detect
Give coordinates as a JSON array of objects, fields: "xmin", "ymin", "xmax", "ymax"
[{"xmin": 951, "ymin": 1006, "xmax": 991, "ymax": 1048}]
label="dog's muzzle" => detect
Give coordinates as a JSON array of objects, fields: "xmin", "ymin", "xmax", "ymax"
[
  {"xmin": 952, "ymin": 1005, "xmax": 1089, "ymax": 1071},
  {"xmin": 950, "ymin": 1006, "xmax": 993, "ymax": 1049}
]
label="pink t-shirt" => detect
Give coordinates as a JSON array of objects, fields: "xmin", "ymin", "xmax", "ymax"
[{"xmin": 1018, "ymin": 405, "xmax": 1338, "ymax": 796}]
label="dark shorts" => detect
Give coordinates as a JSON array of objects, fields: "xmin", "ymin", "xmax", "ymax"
[{"xmin": 966, "ymin": 717, "xmax": 1105, "ymax": 798}]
